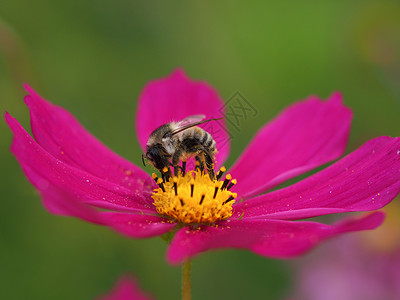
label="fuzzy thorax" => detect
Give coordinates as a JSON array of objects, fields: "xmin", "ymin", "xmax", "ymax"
[{"xmin": 151, "ymin": 168, "xmax": 237, "ymax": 224}]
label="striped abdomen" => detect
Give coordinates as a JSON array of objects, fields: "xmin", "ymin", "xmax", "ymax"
[{"xmin": 180, "ymin": 127, "xmax": 216, "ymax": 156}]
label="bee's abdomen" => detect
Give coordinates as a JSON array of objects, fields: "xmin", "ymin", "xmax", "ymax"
[
  {"xmin": 200, "ymin": 131, "xmax": 216, "ymax": 151},
  {"xmin": 181, "ymin": 128, "xmax": 216, "ymax": 155}
]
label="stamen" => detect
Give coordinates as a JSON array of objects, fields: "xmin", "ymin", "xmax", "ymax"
[
  {"xmin": 182, "ymin": 159, "xmax": 187, "ymax": 176},
  {"xmin": 213, "ymin": 183, "xmax": 219, "ymax": 199},
  {"xmin": 152, "ymin": 170, "xmax": 237, "ymax": 224},
  {"xmin": 227, "ymin": 179, "xmax": 237, "ymax": 190},
  {"xmin": 157, "ymin": 178, "xmax": 165, "ymax": 192},
  {"xmin": 223, "ymin": 193, "xmax": 237, "ymax": 205},
  {"xmin": 216, "ymin": 166, "xmax": 226, "ymax": 181},
  {"xmin": 199, "ymin": 194, "xmax": 205, "ymax": 205},
  {"xmin": 162, "ymin": 166, "xmax": 170, "ymax": 181},
  {"xmin": 173, "ymin": 177, "xmax": 178, "ymax": 196},
  {"xmin": 190, "ymin": 178, "xmax": 195, "ymax": 197},
  {"xmin": 151, "ymin": 173, "xmax": 158, "ymax": 183},
  {"xmin": 221, "ymin": 174, "xmax": 232, "ymax": 190}
]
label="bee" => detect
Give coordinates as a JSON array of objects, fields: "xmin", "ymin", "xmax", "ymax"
[{"xmin": 143, "ymin": 115, "xmax": 221, "ymax": 180}]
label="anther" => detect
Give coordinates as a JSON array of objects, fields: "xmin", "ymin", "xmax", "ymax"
[
  {"xmin": 216, "ymin": 166, "xmax": 226, "ymax": 181},
  {"xmin": 162, "ymin": 166, "xmax": 171, "ymax": 181},
  {"xmin": 227, "ymin": 179, "xmax": 237, "ymax": 191},
  {"xmin": 180, "ymin": 198, "xmax": 185, "ymax": 206},
  {"xmin": 199, "ymin": 194, "xmax": 205, "ymax": 205},
  {"xmin": 190, "ymin": 178, "xmax": 195, "ymax": 197},
  {"xmin": 151, "ymin": 173, "xmax": 158, "ymax": 183},
  {"xmin": 195, "ymin": 161, "xmax": 201, "ymax": 172},
  {"xmin": 157, "ymin": 178, "xmax": 165, "ymax": 192},
  {"xmin": 221, "ymin": 174, "xmax": 232, "ymax": 190},
  {"xmin": 173, "ymin": 177, "xmax": 178, "ymax": 196}
]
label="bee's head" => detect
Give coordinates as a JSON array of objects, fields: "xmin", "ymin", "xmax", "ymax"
[{"xmin": 144, "ymin": 144, "xmax": 171, "ymax": 170}]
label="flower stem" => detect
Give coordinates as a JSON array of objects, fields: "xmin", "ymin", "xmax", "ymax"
[{"xmin": 182, "ymin": 260, "xmax": 192, "ymax": 300}]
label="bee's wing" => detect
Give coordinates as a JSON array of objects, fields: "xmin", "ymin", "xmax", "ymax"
[
  {"xmin": 169, "ymin": 115, "xmax": 222, "ymax": 136},
  {"xmin": 177, "ymin": 114, "xmax": 206, "ymax": 126}
]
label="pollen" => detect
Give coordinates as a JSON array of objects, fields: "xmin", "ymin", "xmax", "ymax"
[{"xmin": 151, "ymin": 167, "xmax": 237, "ymax": 224}]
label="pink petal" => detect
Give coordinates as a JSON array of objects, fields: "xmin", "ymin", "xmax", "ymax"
[
  {"xmin": 135, "ymin": 69, "xmax": 230, "ymax": 167},
  {"xmin": 5, "ymin": 113, "xmax": 156, "ymax": 214},
  {"xmin": 166, "ymin": 211, "xmax": 384, "ymax": 264},
  {"xmin": 24, "ymin": 85, "xmax": 155, "ymax": 194},
  {"xmin": 18, "ymin": 169, "xmax": 173, "ymax": 238},
  {"xmin": 96, "ymin": 275, "xmax": 154, "ymax": 300},
  {"xmin": 100, "ymin": 212, "xmax": 176, "ymax": 238},
  {"xmin": 22, "ymin": 163, "xmax": 105, "ymax": 224},
  {"xmin": 229, "ymin": 93, "xmax": 352, "ymax": 198},
  {"xmin": 233, "ymin": 136, "xmax": 400, "ymax": 220}
]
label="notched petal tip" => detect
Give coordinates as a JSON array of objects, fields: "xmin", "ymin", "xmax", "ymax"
[
  {"xmin": 96, "ymin": 274, "xmax": 154, "ymax": 300},
  {"xmin": 23, "ymin": 83, "xmax": 37, "ymax": 96},
  {"xmin": 4, "ymin": 111, "xmax": 18, "ymax": 130},
  {"xmin": 328, "ymin": 90, "xmax": 343, "ymax": 103},
  {"xmin": 327, "ymin": 91, "xmax": 353, "ymax": 117},
  {"xmin": 169, "ymin": 67, "xmax": 187, "ymax": 79},
  {"xmin": 23, "ymin": 85, "xmax": 45, "ymax": 108},
  {"xmin": 4, "ymin": 111, "xmax": 11, "ymax": 121}
]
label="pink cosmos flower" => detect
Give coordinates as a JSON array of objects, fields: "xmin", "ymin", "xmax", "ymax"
[
  {"xmin": 5, "ymin": 69, "xmax": 400, "ymax": 265},
  {"xmin": 96, "ymin": 275, "xmax": 153, "ymax": 300}
]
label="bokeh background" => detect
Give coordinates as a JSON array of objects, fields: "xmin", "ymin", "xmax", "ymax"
[{"xmin": 1, "ymin": 1, "xmax": 399, "ymax": 299}]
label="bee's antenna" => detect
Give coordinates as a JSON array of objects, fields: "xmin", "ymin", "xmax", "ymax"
[{"xmin": 141, "ymin": 153, "xmax": 147, "ymax": 167}]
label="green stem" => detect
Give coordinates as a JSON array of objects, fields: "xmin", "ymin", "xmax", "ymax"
[{"xmin": 182, "ymin": 260, "xmax": 192, "ymax": 300}]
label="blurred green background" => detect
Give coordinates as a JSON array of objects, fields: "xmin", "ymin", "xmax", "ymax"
[{"xmin": 1, "ymin": 1, "xmax": 399, "ymax": 299}]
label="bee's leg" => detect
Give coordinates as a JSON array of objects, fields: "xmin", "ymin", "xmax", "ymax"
[
  {"xmin": 201, "ymin": 149, "xmax": 215, "ymax": 180},
  {"xmin": 173, "ymin": 166, "xmax": 180, "ymax": 177},
  {"xmin": 195, "ymin": 156, "xmax": 205, "ymax": 173},
  {"xmin": 172, "ymin": 150, "xmax": 183, "ymax": 176}
]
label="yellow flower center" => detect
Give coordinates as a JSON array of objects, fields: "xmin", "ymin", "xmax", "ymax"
[{"xmin": 151, "ymin": 167, "xmax": 237, "ymax": 224}]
